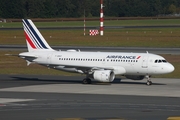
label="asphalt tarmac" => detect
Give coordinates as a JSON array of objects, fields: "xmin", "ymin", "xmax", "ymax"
[{"xmin": 0, "ymin": 74, "xmax": 180, "ymax": 120}]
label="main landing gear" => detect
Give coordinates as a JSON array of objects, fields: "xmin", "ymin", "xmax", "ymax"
[
  {"xmin": 146, "ymin": 75, "xmax": 152, "ymax": 86},
  {"xmin": 82, "ymin": 78, "xmax": 92, "ymax": 84}
]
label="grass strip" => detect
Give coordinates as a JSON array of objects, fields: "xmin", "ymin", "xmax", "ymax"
[{"xmin": 0, "ymin": 28, "xmax": 180, "ymax": 47}]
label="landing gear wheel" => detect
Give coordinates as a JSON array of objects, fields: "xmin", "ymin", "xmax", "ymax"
[
  {"xmin": 82, "ymin": 78, "xmax": 91, "ymax": 84},
  {"xmin": 146, "ymin": 75, "xmax": 152, "ymax": 86},
  {"xmin": 146, "ymin": 81, "xmax": 152, "ymax": 86}
]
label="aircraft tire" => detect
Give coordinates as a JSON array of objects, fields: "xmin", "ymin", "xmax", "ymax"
[
  {"xmin": 146, "ymin": 81, "xmax": 152, "ymax": 86},
  {"xmin": 82, "ymin": 78, "xmax": 91, "ymax": 84}
]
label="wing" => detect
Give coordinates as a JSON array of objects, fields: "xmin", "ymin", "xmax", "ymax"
[{"xmin": 48, "ymin": 63, "xmax": 114, "ymax": 74}]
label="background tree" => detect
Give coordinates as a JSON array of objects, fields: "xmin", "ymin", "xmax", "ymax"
[
  {"xmin": 0, "ymin": 0, "xmax": 25, "ymax": 18},
  {"xmin": 25, "ymin": 0, "xmax": 46, "ymax": 18},
  {"xmin": 44, "ymin": 0, "xmax": 57, "ymax": 18},
  {"xmin": 0, "ymin": 0, "xmax": 179, "ymax": 18},
  {"xmin": 168, "ymin": 4, "xmax": 177, "ymax": 14}
]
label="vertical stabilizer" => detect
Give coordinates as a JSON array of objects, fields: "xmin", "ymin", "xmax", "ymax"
[{"xmin": 22, "ymin": 19, "xmax": 54, "ymax": 52}]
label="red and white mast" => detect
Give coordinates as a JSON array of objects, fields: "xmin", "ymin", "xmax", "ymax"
[{"xmin": 100, "ymin": 0, "xmax": 104, "ymax": 36}]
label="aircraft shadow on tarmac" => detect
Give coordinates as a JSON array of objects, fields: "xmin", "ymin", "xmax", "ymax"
[
  {"xmin": 105, "ymin": 79, "xmax": 166, "ymax": 85},
  {"xmin": 11, "ymin": 76, "xmax": 82, "ymax": 84},
  {"xmin": 11, "ymin": 76, "xmax": 166, "ymax": 86}
]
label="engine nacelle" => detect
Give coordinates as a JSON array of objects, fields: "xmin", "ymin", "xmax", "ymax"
[
  {"xmin": 93, "ymin": 70, "xmax": 115, "ymax": 82},
  {"xmin": 125, "ymin": 75, "xmax": 145, "ymax": 80}
]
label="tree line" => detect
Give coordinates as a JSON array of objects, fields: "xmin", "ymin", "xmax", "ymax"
[{"xmin": 0, "ymin": 0, "xmax": 180, "ymax": 18}]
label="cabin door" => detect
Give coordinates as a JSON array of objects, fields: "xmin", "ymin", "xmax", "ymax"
[
  {"xmin": 142, "ymin": 56, "xmax": 148, "ymax": 68},
  {"xmin": 47, "ymin": 53, "xmax": 52, "ymax": 64}
]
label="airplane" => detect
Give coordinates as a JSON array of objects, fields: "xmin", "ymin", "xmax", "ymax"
[{"xmin": 19, "ymin": 19, "xmax": 175, "ymax": 85}]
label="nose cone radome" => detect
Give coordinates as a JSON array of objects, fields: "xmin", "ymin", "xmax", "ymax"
[{"xmin": 166, "ymin": 63, "xmax": 175, "ymax": 73}]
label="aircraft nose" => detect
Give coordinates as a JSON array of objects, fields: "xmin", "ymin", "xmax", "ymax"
[{"xmin": 166, "ymin": 63, "xmax": 175, "ymax": 73}]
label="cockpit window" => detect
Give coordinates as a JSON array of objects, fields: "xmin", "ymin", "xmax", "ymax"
[
  {"xmin": 154, "ymin": 59, "xmax": 167, "ymax": 63},
  {"xmin": 158, "ymin": 60, "xmax": 162, "ymax": 63},
  {"xmin": 162, "ymin": 60, "xmax": 167, "ymax": 63}
]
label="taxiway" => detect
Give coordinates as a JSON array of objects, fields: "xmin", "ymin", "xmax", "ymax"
[{"xmin": 0, "ymin": 74, "xmax": 179, "ymax": 120}]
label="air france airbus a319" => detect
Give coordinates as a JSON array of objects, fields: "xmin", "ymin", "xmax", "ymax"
[{"xmin": 19, "ymin": 19, "xmax": 174, "ymax": 85}]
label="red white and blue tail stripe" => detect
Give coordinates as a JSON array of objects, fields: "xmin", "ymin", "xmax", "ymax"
[{"xmin": 22, "ymin": 19, "xmax": 54, "ymax": 52}]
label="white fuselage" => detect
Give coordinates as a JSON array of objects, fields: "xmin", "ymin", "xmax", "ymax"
[{"xmin": 20, "ymin": 50, "xmax": 174, "ymax": 76}]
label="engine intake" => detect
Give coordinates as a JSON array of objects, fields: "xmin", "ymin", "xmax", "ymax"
[{"xmin": 93, "ymin": 70, "xmax": 115, "ymax": 82}]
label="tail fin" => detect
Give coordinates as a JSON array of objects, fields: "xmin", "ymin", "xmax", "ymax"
[{"xmin": 22, "ymin": 19, "xmax": 54, "ymax": 52}]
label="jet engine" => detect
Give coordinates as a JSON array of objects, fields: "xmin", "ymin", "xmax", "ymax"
[
  {"xmin": 125, "ymin": 75, "xmax": 145, "ymax": 80},
  {"xmin": 93, "ymin": 70, "xmax": 115, "ymax": 82}
]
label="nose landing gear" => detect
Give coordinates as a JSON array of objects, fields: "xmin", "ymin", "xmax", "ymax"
[{"xmin": 146, "ymin": 75, "xmax": 152, "ymax": 85}]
